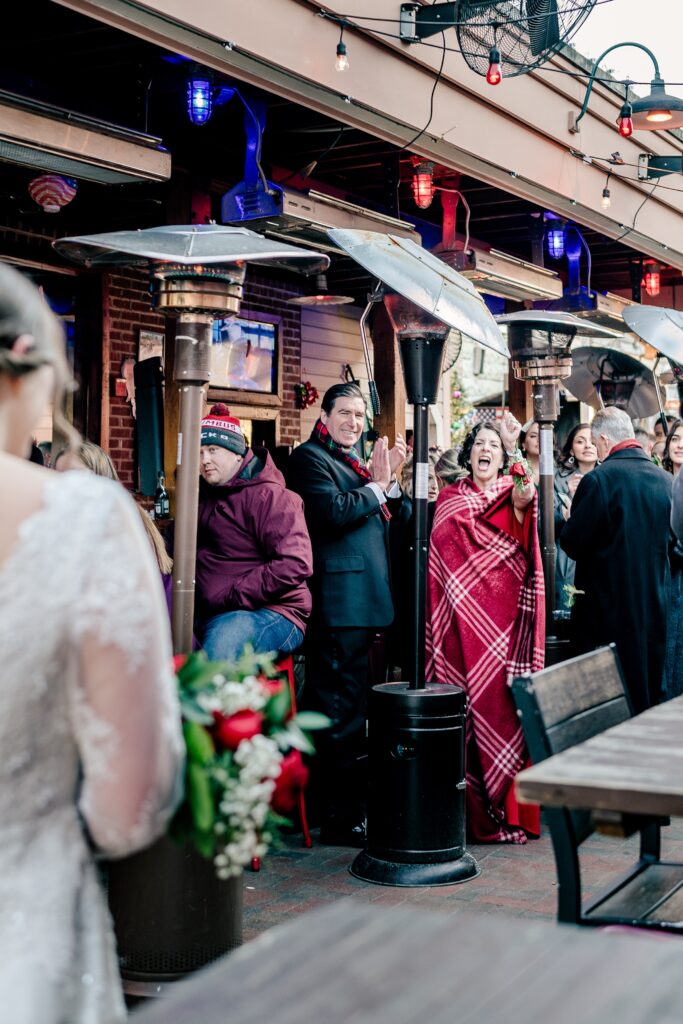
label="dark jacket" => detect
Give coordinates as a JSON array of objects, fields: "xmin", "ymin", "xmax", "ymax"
[
  {"xmin": 286, "ymin": 439, "xmax": 396, "ymax": 629},
  {"xmin": 195, "ymin": 448, "xmax": 313, "ymax": 632},
  {"xmin": 560, "ymin": 445, "xmax": 673, "ymax": 712}
]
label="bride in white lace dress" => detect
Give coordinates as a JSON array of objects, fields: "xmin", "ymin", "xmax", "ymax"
[{"xmin": 0, "ymin": 264, "xmax": 184, "ymax": 1022}]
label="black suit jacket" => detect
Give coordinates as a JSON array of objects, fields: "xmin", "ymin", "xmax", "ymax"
[
  {"xmin": 287, "ymin": 440, "xmax": 396, "ymax": 629},
  {"xmin": 560, "ymin": 446, "xmax": 673, "ymax": 712}
]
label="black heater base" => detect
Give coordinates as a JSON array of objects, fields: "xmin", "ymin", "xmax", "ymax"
[
  {"xmin": 351, "ymin": 849, "xmax": 479, "ymax": 887},
  {"xmin": 350, "ymin": 682, "xmax": 480, "ymax": 888}
]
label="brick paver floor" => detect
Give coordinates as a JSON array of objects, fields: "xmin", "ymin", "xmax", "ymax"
[{"xmin": 243, "ymin": 819, "xmax": 683, "ymax": 941}]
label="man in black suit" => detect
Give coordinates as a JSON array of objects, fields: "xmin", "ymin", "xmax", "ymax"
[
  {"xmin": 287, "ymin": 383, "xmax": 406, "ymax": 845},
  {"xmin": 560, "ymin": 406, "xmax": 672, "ymax": 713}
]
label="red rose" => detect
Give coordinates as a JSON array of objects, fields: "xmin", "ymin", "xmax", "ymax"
[
  {"xmin": 510, "ymin": 462, "xmax": 526, "ymax": 477},
  {"xmin": 172, "ymin": 654, "xmax": 189, "ymax": 673},
  {"xmin": 213, "ymin": 709, "xmax": 264, "ymax": 750},
  {"xmin": 263, "ymin": 679, "xmax": 285, "ymax": 697},
  {"xmin": 272, "ymin": 750, "xmax": 309, "ymax": 815}
]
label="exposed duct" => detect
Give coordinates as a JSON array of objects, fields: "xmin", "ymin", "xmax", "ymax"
[
  {"xmin": 224, "ymin": 187, "xmax": 421, "ymax": 253},
  {"xmin": 0, "ymin": 90, "xmax": 171, "ymax": 185}
]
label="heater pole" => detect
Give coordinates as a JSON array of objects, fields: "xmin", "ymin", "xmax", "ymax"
[
  {"xmin": 410, "ymin": 401, "xmax": 430, "ymax": 690},
  {"xmin": 171, "ymin": 314, "xmax": 212, "ymax": 655},
  {"xmin": 538, "ymin": 423, "xmax": 556, "ymax": 635}
]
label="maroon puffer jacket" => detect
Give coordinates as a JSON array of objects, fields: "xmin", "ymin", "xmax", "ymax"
[{"xmin": 196, "ymin": 449, "xmax": 313, "ymax": 632}]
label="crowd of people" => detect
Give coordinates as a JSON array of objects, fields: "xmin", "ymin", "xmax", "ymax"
[{"xmin": 6, "ymin": 257, "xmax": 683, "ymax": 1017}]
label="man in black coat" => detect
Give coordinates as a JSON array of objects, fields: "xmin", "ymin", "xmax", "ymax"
[
  {"xmin": 287, "ymin": 383, "xmax": 406, "ymax": 844},
  {"xmin": 560, "ymin": 406, "xmax": 672, "ymax": 713}
]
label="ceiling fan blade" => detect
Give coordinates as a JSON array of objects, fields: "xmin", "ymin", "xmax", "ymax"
[{"xmin": 526, "ymin": 0, "xmax": 560, "ymax": 56}]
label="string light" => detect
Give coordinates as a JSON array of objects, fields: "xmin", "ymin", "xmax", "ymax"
[
  {"xmin": 601, "ymin": 172, "xmax": 612, "ymax": 210},
  {"xmin": 486, "ymin": 45, "xmax": 502, "ymax": 86},
  {"xmin": 335, "ymin": 27, "xmax": 349, "ymax": 72},
  {"xmin": 617, "ymin": 100, "xmax": 634, "ymax": 138},
  {"xmin": 411, "ymin": 160, "xmax": 436, "ymax": 209}
]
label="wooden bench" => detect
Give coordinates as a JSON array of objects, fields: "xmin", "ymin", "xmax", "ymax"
[{"xmin": 511, "ymin": 645, "xmax": 683, "ymax": 933}]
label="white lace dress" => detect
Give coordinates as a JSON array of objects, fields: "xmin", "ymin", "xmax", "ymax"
[{"xmin": 0, "ymin": 471, "xmax": 184, "ymax": 1023}]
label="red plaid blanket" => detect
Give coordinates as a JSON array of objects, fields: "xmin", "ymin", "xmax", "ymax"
[{"xmin": 426, "ymin": 476, "xmax": 545, "ymax": 843}]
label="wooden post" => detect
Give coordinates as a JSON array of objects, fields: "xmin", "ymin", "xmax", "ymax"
[{"xmin": 508, "ymin": 374, "xmax": 533, "ymax": 424}]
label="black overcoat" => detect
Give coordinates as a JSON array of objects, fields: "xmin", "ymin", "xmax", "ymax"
[
  {"xmin": 560, "ymin": 445, "xmax": 672, "ymax": 712},
  {"xmin": 286, "ymin": 440, "xmax": 395, "ymax": 629}
]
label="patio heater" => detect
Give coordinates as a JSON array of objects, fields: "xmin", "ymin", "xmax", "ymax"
[
  {"xmin": 497, "ymin": 311, "xmax": 616, "ymax": 654},
  {"xmin": 54, "ymin": 225, "xmax": 327, "ymax": 656},
  {"xmin": 329, "ymin": 229, "xmax": 508, "ymax": 886},
  {"xmin": 564, "ymin": 347, "xmax": 663, "ymax": 420},
  {"xmin": 622, "ymin": 305, "xmax": 683, "ymax": 428},
  {"xmin": 53, "ymin": 225, "xmax": 327, "ymax": 993}
]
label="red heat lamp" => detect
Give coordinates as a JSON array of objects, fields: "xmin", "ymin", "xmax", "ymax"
[
  {"xmin": 643, "ymin": 261, "xmax": 661, "ymax": 298},
  {"xmin": 411, "ymin": 161, "xmax": 436, "ymax": 210},
  {"xmin": 486, "ymin": 47, "xmax": 502, "ymax": 86}
]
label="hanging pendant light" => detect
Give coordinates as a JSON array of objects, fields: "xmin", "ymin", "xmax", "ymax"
[
  {"xmin": 643, "ymin": 261, "xmax": 661, "ymax": 297},
  {"xmin": 411, "ymin": 160, "xmax": 435, "ymax": 210},
  {"xmin": 617, "ymin": 100, "xmax": 634, "ymax": 138},
  {"xmin": 186, "ymin": 70, "xmax": 213, "ymax": 125}
]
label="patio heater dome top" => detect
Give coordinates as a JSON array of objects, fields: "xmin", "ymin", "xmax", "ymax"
[
  {"xmin": 564, "ymin": 346, "xmax": 663, "ymax": 418},
  {"xmin": 623, "ymin": 305, "xmax": 683, "ymax": 368},
  {"xmin": 53, "ymin": 223, "xmax": 329, "ymax": 274},
  {"xmin": 496, "ymin": 309, "xmax": 620, "ymax": 338},
  {"xmin": 327, "ymin": 228, "xmax": 508, "ymax": 359}
]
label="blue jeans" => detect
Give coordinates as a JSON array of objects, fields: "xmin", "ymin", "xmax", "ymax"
[{"xmin": 201, "ymin": 608, "xmax": 303, "ymax": 663}]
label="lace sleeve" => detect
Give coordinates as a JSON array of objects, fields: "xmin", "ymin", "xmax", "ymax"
[{"xmin": 68, "ymin": 481, "xmax": 184, "ymax": 859}]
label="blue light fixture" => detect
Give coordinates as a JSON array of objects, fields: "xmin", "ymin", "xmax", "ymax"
[
  {"xmin": 187, "ymin": 72, "xmax": 213, "ymax": 125},
  {"xmin": 545, "ymin": 216, "xmax": 566, "ymax": 260}
]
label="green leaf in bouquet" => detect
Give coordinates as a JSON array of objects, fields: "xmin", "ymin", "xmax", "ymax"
[
  {"xmin": 265, "ymin": 684, "xmax": 291, "ymax": 727},
  {"xmin": 179, "ymin": 697, "xmax": 213, "ymax": 726},
  {"xmin": 192, "ymin": 829, "xmax": 216, "ymax": 860},
  {"xmin": 291, "ymin": 711, "xmax": 331, "ymax": 732},
  {"xmin": 187, "ymin": 762, "xmax": 216, "ymax": 833},
  {"xmin": 274, "ymin": 721, "xmax": 315, "ymax": 755},
  {"xmin": 183, "ymin": 721, "xmax": 215, "ymax": 765}
]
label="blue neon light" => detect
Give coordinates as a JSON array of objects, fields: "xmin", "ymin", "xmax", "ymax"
[{"xmin": 187, "ymin": 76, "xmax": 213, "ymax": 125}]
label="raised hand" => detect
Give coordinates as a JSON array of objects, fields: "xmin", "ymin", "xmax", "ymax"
[
  {"xmin": 500, "ymin": 411, "xmax": 521, "ymax": 453},
  {"xmin": 388, "ymin": 433, "xmax": 407, "ymax": 478},
  {"xmin": 370, "ymin": 437, "xmax": 391, "ymax": 492}
]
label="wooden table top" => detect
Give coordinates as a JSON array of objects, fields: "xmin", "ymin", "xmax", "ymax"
[
  {"xmin": 516, "ymin": 696, "xmax": 683, "ymax": 817},
  {"xmin": 137, "ymin": 899, "xmax": 683, "ymax": 1023}
]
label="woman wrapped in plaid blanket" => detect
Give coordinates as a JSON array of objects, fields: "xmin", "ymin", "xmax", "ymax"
[{"xmin": 426, "ymin": 413, "xmax": 545, "ymax": 843}]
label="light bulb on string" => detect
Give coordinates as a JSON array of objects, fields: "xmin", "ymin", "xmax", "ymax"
[
  {"xmin": 601, "ymin": 172, "xmax": 612, "ymax": 210},
  {"xmin": 486, "ymin": 46, "xmax": 502, "ymax": 86},
  {"xmin": 617, "ymin": 100, "xmax": 633, "ymax": 138},
  {"xmin": 335, "ymin": 27, "xmax": 349, "ymax": 72}
]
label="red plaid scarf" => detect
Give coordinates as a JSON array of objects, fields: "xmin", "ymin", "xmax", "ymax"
[
  {"xmin": 311, "ymin": 418, "xmax": 391, "ymax": 521},
  {"xmin": 426, "ymin": 476, "xmax": 545, "ymax": 843}
]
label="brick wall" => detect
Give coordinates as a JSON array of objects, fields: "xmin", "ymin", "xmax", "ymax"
[{"xmin": 101, "ymin": 269, "xmax": 303, "ymax": 490}]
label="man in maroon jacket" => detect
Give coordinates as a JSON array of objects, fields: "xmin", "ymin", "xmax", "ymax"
[{"xmin": 196, "ymin": 404, "xmax": 313, "ymax": 662}]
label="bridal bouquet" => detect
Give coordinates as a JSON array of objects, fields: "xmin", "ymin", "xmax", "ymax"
[
  {"xmin": 171, "ymin": 649, "xmax": 327, "ymax": 878},
  {"xmin": 506, "ymin": 449, "xmax": 534, "ymax": 491}
]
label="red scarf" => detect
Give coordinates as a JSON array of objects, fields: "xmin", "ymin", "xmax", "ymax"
[
  {"xmin": 609, "ymin": 439, "xmax": 642, "ymax": 454},
  {"xmin": 426, "ymin": 476, "xmax": 545, "ymax": 843},
  {"xmin": 311, "ymin": 418, "xmax": 391, "ymax": 521}
]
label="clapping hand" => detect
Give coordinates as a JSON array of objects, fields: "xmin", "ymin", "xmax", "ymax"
[
  {"xmin": 370, "ymin": 437, "xmax": 392, "ymax": 491},
  {"xmin": 388, "ymin": 433, "xmax": 407, "ymax": 477},
  {"xmin": 500, "ymin": 411, "xmax": 521, "ymax": 454}
]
